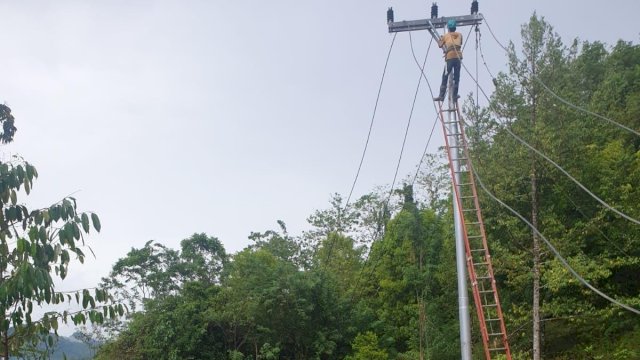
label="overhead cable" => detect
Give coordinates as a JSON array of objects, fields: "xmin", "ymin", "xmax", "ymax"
[
  {"xmin": 351, "ymin": 35, "xmax": 433, "ymax": 300},
  {"xmin": 455, "ymin": 54, "xmax": 640, "ymax": 314},
  {"xmin": 460, "ymin": 59, "xmax": 640, "ymax": 227},
  {"xmin": 481, "ymin": 14, "xmax": 640, "ymax": 137},
  {"xmin": 470, "ymin": 163, "xmax": 640, "ymax": 315},
  {"xmin": 408, "ymin": 32, "xmax": 440, "ymax": 186},
  {"xmin": 328, "ymin": 33, "xmax": 397, "ymax": 268},
  {"xmin": 344, "ymin": 33, "xmax": 398, "ymax": 209}
]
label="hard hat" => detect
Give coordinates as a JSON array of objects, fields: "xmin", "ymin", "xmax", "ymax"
[{"xmin": 447, "ymin": 19, "xmax": 457, "ymax": 29}]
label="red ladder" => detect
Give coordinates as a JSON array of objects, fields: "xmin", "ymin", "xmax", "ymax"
[{"xmin": 436, "ymin": 100, "xmax": 512, "ymax": 360}]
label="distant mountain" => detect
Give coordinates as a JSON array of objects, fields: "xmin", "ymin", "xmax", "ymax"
[{"xmin": 10, "ymin": 334, "xmax": 97, "ymax": 360}]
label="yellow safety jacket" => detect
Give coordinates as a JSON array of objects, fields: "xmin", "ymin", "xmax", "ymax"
[{"xmin": 438, "ymin": 32, "xmax": 463, "ymax": 60}]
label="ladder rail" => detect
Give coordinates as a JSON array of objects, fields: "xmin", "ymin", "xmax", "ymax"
[
  {"xmin": 435, "ymin": 100, "xmax": 512, "ymax": 360},
  {"xmin": 455, "ymin": 106, "xmax": 512, "ymax": 356},
  {"xmin": 436, "ymin": 101, "xmax": 493, "ymax": 358}
]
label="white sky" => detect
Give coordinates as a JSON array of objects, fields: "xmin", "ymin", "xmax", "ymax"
[{"xmin": 0, "ymin": 0, "xmax": 638, "ymax": 335}]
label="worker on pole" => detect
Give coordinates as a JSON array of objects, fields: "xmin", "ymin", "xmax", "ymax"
[{"xmin": 433, "ymin": 19, "xmax": 463, "ymax": 102}]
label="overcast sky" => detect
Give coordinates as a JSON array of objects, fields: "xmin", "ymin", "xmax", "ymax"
[{"xmin": 0, "ymin": 0, "xmax": 637, "ymax": 334}]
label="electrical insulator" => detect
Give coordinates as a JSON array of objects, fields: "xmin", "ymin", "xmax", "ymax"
[
  {"xmin": 471, "ymin": 0, "xmax": 479, "ymax": 15},
  {"xmin": 431, "ymin": 3, "xmax": 438, "ymax": 19},
  {"xmin": 387, "ymin": 7, "xmax": 394, "ymax": 24}
]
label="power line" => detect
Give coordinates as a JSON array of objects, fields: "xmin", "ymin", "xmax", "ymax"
[
  {"xmin": 459, "ymin": 57, "xmax": 640, "ymax": 227},
  {"xmin": 453, "ymin": 32, "xmax": 640, "ymax": 314},
  {"xmin": 481, "ymin": 14, "xmax": 640, "ymax": 137},
  {"xmin": 408, "ymin": 33, "xmax": 440, "ymax": 186},
  {"xmin": 500, "ymin": 124, "xmax": 640, "ymax": 226},
  {"xmin": 409, "ymin": 24, "xmax": 475, "ymax": 187},
  {"xmin": 325, "ymin": 34, "xmax": 398, "ymax": 269},
  {"xmin": 470, "ymin": 162, "xmax": 640, "ymax": 315},
  {"xmin": 385, "ymin": 35, "xmax": 432, "ymax": 205},
  {"xmin": 350, "ymin": 35, "xmax": 434, "ymax": 301},
  {"xmin": 344, "ymin": 33, "xmax": 398, "ymax": 209}
]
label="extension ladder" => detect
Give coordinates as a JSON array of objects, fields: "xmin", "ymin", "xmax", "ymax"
[{"xmin": 436, "ymin": 99, "xmax": 512, "ymax": 360}]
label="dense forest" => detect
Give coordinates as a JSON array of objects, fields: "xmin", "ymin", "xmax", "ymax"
[{"xmin": 1, "ymin": 14, "xmax": 639, "ymax": 360}]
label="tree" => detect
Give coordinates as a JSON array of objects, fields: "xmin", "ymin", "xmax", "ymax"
[
  {"xmin": 95, "ymin": 282, "xmax": 226, "ymax": 360},
  {"xmin": 345, "ymin": 332, "xmax": 388, "ymax": 360},
  {"xmin": 357, "ymin": 185, "xmax": 456, "ymax": 359},
  {"xmin": 101, "ymin": 240, "xmax": 181, "ymax": 313},
  {"xmin": 180, "ymin": 233, "xmax": 228, "ymax": 285},
  {"xmin": 0, "ymin": 105, "xmax": 121, "ymax": 358}
]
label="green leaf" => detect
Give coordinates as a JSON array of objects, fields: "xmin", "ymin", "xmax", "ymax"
[
  {"xmin": 39, "ymin": 226, "xmax": 47, "ymax": 242},
  {"xmin": 91, "ymin": 213, "xmax": 101, "ymax": 232},
  {"xmin": 72, "ymin": 223, "xmax": 80, "ymax": 240},
  {"xmin": 10, "ymin": 190, "xmax": 16, "ymax": 205},
  {"xmin": 23, "ymin": 176, "xmax": 30, "ymax": 195},
  {"xmin": 81, "ymin": 213, "xmax": 90, "ymax": 233}
]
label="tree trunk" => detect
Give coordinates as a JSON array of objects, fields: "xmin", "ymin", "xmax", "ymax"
[
  {"xmin": 530, "ymin": 58, "xmax": 542, "ymax": 360},
  {"xmin": 2, "ymin": 330, "xmax": 8, "ymax": 360},
  {"xmin": 418, "ymin": 248, "xmax": 425, "ymax": 360}
]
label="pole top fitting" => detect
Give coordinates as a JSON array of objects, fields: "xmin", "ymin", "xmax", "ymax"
[
  {"xmin": 471, "ymin": 1, "xmax": 479, "ymax": 15},
  {"xmin": 431, "ymin": 3, "xmax": 438, "ymax": 19}
]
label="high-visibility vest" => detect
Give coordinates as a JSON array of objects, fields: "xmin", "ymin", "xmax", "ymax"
[{"xmin": 439, "ymin": 32, "xmax": 463, "ymax": 60}]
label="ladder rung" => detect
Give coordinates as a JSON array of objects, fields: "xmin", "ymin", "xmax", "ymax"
[
  {"xmin": 486, "ymin": 318, "xmax": 501, "ymax": 322},
  {"xmin": 477, "ymin": 276, "xmax": 492, "ymax": 281},
  {"xmin": 447, "ymin": 132, "xmax": 462, "ymax": 136},
  {"xmin": 459, "ymin": 182, "xmax": 473, "ymax": 186},
  {"xmin": 483, "ymin": 303, "xmax": 498, "ymax": 307},
  {"xmin": 452, "ymin": 157, "xmax": 468, "ymax": 161},
  {"xmin": 473, "ymin": 262, "xmax": 489, "ymax": 266},
  {"xmin": 466, "ymin": 221, "xmax": 480, "ymax": 225},
  {"xmin": 461, "ymin": 195, "xmax": 475, "ymax": 199},
  {"xmin": 489, "ymin": 347, "xmax": 506, "ymax": 352},
  {"xmin": 489, "ymin": 332, "xmax": 505, "ymax": 337}
]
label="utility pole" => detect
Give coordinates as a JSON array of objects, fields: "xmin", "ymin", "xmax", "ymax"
[{"xmin": 387, "ymin": 3, "xmax": 483, "ymax": 360}]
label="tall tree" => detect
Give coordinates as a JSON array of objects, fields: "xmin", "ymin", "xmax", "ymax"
[{"xmin": 180, "ymin": 233, "xmax": 228, "ymax": 285}]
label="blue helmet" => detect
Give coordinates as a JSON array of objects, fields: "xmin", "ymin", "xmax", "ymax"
[{"xmin": 447, "ymin": 19, "xmax": 457, "ymax": 30}]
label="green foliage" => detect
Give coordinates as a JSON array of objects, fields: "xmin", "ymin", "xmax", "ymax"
[
  {"xmin": 345, "ymin": 332, "xmax": 388, "ymax": 360},
  {"xmin": 471, "ymin": 13, "xmax": 640, "ymax": 359},
  {"xmin": 0, "ymin": 105, "xmax": 119, "ymax": 358},
  {"xmin": 180, "ymin": 233, "xmax": 227, "ymax": 285},
  {"xmin": 0, "ymin": 105, "xmax": 17, "ymax": 144}
]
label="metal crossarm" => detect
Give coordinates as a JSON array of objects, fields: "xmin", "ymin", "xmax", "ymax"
[
  {"xmin": 388, "ymin": 14, "xmax": 484, "ymax": 33},
  {"xmin": 436, "ymin": 100, "xmax": 512, "ymax": 360}
]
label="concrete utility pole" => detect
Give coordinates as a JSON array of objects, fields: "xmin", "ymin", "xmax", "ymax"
[{"xmin": 387, "ymin": 4, "xmax": 483, "ymax": 360}]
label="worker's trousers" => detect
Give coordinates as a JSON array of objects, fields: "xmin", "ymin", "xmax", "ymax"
[{"xmin": 438, "ymin": 58, "xmax": 461, "ymax": 99}]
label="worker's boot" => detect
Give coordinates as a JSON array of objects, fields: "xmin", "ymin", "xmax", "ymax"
[{"xmin": 433, "ymin": 87, "xmax": 446, "ymax": 102}]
